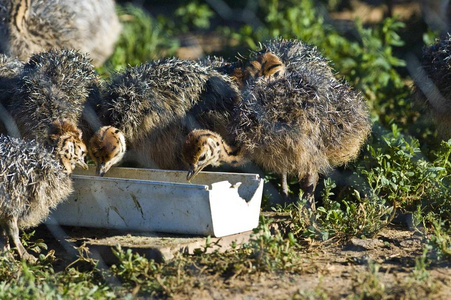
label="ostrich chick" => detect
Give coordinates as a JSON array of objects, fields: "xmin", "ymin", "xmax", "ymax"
[
  {"xmin": 0, "ymin": 135, "xmax": 73, "ymax": 262},
  {"xmin": 6, "ymin": 49, "xmax": 96, "ymax": 169},
  {"xmin": 89, "ymin": 58, "xmax": 239, "ymax": 175},
  {"xmin": 184, "ymin": 70, "xmax": 370, "ymax": 209},
  {"xmin": 412, "ymin": 34, "xmax": 451, "ymax": 138},
  {"xmin": 249, "ymin": 38, "xmax": 369, "ymax": 196},
  {"xmin": 0, "ymin": 0, "xmax": 121, "ymax": 67}
]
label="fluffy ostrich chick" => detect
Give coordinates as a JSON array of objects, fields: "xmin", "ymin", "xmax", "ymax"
[
  {"xmin": 184, "ymin": 68, "xmax": 370, "ymax": 209},
  {"xmin": 0, "ymin": 0, "xmax": 121, "ymax": 67},
  {"xmin": 6, "ymin": 49, "xmax": 97, "ymax": 169},
  {"xmin": 88, "ymin": 58, "xmax": 240, "ymax": 176},
  {"xmin": 412, "ymin": 34, "xmax": 451, "ymax": 138},
  {"xmin": 0, "ymin": 135, "xmax": 73, "ymax": 262}
]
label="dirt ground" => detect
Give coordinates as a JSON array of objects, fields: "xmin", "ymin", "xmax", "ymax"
[
  {"xmin": 36, "ymin": 221, "xmax": 451, "ymax": 299},
  {"xmin": 176, "ymin": 226, "xmax": 451, "ymax": 299}
]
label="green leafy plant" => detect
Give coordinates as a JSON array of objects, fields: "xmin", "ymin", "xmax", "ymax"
[
  {"xmin": 98, "ymin": 4, "xmax": 179, "ymax": 76},
  {"xmin": 290, "ymin": 178, "xmax": 392, "ymax": 241},
  {"xmin": 351, "ymin": 262, "xmax": 386, "ymax": 299},
  {"xmin": 174, "ymin": 1, "xmax": 214, "ymax": 32},
  {"xmin": 427, "ymin": 220, "xmax": 451, "ymax": 260},
  {"xmin": 360, "ymin": 124, "xmax": 450, "ymax": 214}
]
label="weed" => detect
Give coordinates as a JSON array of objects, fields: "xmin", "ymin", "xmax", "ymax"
[
  {"xmin": 288, "ymin": 177, "xmax": 392, "ymax": 242},
  {"xmin": 427, "ymin": 220, "xmax": 451, "ymax": 260},
  {"xmin": 412, "ymin": 247, "xmax": 430, "ymax": 281},
  {"xmin": 20, "ymin": 230, "xmax": 47, "ymax": 256},
  {"xmin": 107, "ymin": 216, "xmax": 305, "ymax": 297},
  {"xmin": 351, "ymin": 262, "xmax": 386, "ymax": 299}
]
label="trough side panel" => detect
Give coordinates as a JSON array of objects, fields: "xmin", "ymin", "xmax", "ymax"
[{"xmin": 49, "ymin": 176, "xmax": 215, "ymax": 235}]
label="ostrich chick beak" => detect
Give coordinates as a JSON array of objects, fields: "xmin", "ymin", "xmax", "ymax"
[
  {"xmin": 77, "ymin": 160, "xmax": 89, "ymax": 170},
  {"xmin": 186, "ymin": 165, "xmax": 202, "ymax": 181},
  {"xmin": 96, "ymin": 163, "xmax": 108, "ymax": 177}
]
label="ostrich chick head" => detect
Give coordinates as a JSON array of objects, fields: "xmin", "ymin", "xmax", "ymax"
[
  {"xmin": 231, "ymin": 52, "xmax": 286, "ymax": 89},
  {"xmin": 89, "ymin": 126, "xmax": 126, "ymax": 176},
  {"xmin": 49, "ymin": 119, "xmax": 89, "ymax": 174},
  {"xmin": 244, "ymin": 52, "xmax": 286, "ymax": 82},
  {"xmin": 182, "ymin": 129, "xmax": 244, "ymax": 181}
]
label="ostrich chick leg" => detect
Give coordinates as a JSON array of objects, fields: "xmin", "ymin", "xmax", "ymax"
[
  {"xmin": 0, "ymin": 228, "xmax": 10, "ymax": 251},
  {"xmin": 281, "ymin": 172, "xmax": 289, "ymax": 196},
  {"xmin": 300, "ymin": 173, "xmax": 319, "ymax": 211},
  {"xmin": 6, "ymin": 217, "xmax": 36, "ymax": 263}
]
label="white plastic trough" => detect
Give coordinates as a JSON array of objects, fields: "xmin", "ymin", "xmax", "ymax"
[{"xmin": 49, "ymin": 167, "xmax": 264, "ymax": 237}]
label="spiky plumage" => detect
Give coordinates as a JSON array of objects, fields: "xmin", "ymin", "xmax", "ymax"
[
  {"xmin": 412, "ymin": 34, "xmax": 451, "ymax": 138},
  {"xmin": 0, "ymin": 54, "xmax": 23, "ymax": 78},
  {"xmin": 0, "ymin": 0, "xmax": 121, "ymax": 67},
  {"xmin": 198, "ymin": 56, "xmax": 233, "ymax": 70},
  {"xmin": 246, "ymin": 39, "xmax": 370, "ymax": 197},
  {"xmin": 185, "ymin": 39, "xmax": 370, "ymax": 207},
  {"xmin": 89, "ymin": 58, "xmax": 240, "ymax": 174},
  {"xmin": 0, "ymin": 135, "xmax": 73, "ymax": 261},
  {"xmin": 236, "ymin": 69, "xmax": 370, "ymax": 176},
  {"xmin": 99, "ymin": 59, "xmax": 216, "ymax": 144},
  {"xmin": 9, "ymin": 49, "xmax": 97, "ymax": 141},
  {"xmin": 4, "ymin": 49, "xmax": 95, "ymax": 170}
]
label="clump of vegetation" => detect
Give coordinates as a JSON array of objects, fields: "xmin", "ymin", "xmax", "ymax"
[
  {"xmin": 98, "ymin": 4, "xmax": 179, "ymax": 75},
  {"xmin": 349, "ymin": 255, "xmax": 440, "ymax": 300},
  {"xmin": 293, "ymin": 178, "xmax": 393, "ymax": 241},
  {"xmin": 360, "ymin": 124, "xmax": 450, "ymax": 210},
  {"xmin": 159, "ymin": 0, "xmax": 214, "ymax": 34},
  {"xmin": 0, "ymin": 240, "xmax": 114, "ymax": 298},
  {"xmin": 427, "ymin": 220, "xmax": 451, "ymax": 260}
]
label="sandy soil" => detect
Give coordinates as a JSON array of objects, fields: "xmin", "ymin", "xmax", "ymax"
[
  {"xmin": 35, "ymin": 222, "xmax": 451, "ymax": 298},
  {"xmin": 175, "ymin": 226, "xmax": 451, "ymax": 299}
]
